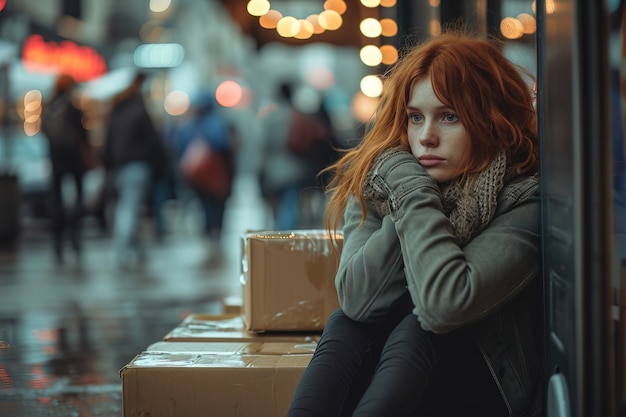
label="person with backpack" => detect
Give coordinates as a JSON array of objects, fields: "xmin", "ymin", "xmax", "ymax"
[
  {"xmin": 169, "ymin": 92, "xmax": 236, "ymax": 267},
  {"xmin": 41, "ymin": 74, "xmax": 96, "ymax": 265}
]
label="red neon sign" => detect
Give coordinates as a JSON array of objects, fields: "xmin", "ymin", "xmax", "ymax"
[{"xmin": 22, "ymin": 34, "xmax": 107, "ymax": 82}]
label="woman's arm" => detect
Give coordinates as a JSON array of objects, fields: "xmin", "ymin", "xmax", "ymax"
[
  {"xmin": 335, "ymin": 198, "xmax": 407, "ymax": 323},
  {"xmin": 369, "ymin": 150, "xmax": 540, "ymax": 333}
]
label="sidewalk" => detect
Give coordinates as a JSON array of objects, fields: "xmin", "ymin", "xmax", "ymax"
[{"xmin": 0, "ymin": 174, "xmax": 273, "ymax": 416}]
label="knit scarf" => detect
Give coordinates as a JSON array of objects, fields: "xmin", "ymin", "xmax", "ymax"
[{"xmin": 440, "ymin": 151, "xmax": 508, "ymax": 247}]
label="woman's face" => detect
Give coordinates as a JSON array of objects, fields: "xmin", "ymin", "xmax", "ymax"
[{"xmin": 406, "ymin": 78, "xmax": 469, "ymax": 183}]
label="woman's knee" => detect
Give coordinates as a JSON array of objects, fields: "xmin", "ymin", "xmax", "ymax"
[{"xmin": 379, "ymin": 314, "xmax": 439, "ymax": 370}]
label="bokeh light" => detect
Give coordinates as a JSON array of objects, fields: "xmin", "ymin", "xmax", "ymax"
[
  {"xmin": 277, "ymin": 16, "xmax": 300, "ymax": 37},
  {"xmin": 351, "ymin": 91, "xmax": 378, "ymax": 122},
  {"xmin": 500, "ymin": 17, "xmax": 524, "ymax": 39},
  {"xmin": 306, "ymin": 66, "xmax": 336, "ymax": 90},
  {"xmin": 517, "ymin": 13, "xmax": 536, "ymax": 34},
  {"xmin": 360, "ymin": 75, "xmax": 383, "ymax": 98},
  {"xmin": 247, "ymin": 0, "xmax": 270, "ymax": 16},
  {"xmin": 380, "ymin": 44, "xmax": 398, "ymax": 65},
  {"xmin": 380, "ymin": 18, "xmax": 398, "ymax": 37},
  {"xmin": 360, "ymin": 45, "xmax": 383, "ymax": 67},
  {"xmin": 360, "ymin": 18, "xmax": 382, "ymax": 38},
  {"xmin": 149, "ymin": 0, "xmax": 171, "ymax": 13},
  {"xmin": 259, "ymin": 10, "xmax": 282, "ymax": 29},
  {"xmin": 215, "ymin": 80, "xmax": 243, "ymax": 108},
  {"xmin": 360, "ymin": 0, "xmax": 381, "ymax": 7},
  {"xmin": 306, "ymin": 15, "xmax": 325, "ymax": 34},
  {"xmin": 163, "ymin": 90, "xmax": 190, "ymax": 116},
  {"xmin": 294, "ymin": 19, "xmax": 314, "ymax": 39},
  {"xmin": 324, "ymin": 0, "xmax": 347, "ymax": 15},
  {"xmin": 429, "ymin": 18, "xmax": 441, "ymax": 36},
  {"xmin": 318, "ymin": 10, "xmax": 342, "ymax": 30}
]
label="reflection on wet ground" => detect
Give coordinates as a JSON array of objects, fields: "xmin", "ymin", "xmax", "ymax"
[{"xmin": 0, "ymin": 175, "xmax": 268, "ymax": 416}]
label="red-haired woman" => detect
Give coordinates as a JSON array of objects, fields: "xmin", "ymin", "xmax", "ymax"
[{"xmin": 287, "ymin": 31, "xmax": 542, "ymax": 417}]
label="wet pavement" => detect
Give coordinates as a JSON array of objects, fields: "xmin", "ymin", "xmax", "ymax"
[{"xmin": 0, "ymin": 174, "xmax": 277, "ymax": 417}]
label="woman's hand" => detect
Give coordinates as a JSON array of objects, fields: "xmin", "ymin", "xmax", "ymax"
[{"xmin": 363, "ymin": 147, "xmax": 427, "ymax": 218}]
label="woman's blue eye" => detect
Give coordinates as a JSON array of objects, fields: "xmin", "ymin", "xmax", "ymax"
[
  {"xmin": 443, "ymin": 113, "xmax": 458, "ymax": 122},
  {"xmin": 410, "ymin": 114, "xmax": 422, "ymax": 123}
]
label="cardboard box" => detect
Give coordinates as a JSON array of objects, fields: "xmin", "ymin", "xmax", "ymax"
[
  {"xmin": 121, "ymin": 341, "xmax": 314, "ymax": 417},
  {"xmin": 146, "ymin": 340, "xmax": 317, "ymax": 355},
  {"xmin": 222, "ymin": 295, "xmax": 243, "ymax": 315},
  {"xmin": 240, "ymin": 230, "xmax": 343, "ymax": 332},
  {"xmin": 163, "ymin": 313, "xmax": 321, "ymax": 343}
]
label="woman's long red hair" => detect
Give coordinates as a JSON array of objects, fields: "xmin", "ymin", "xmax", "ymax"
[{"xmin": 323, "ymin": 31, "xmax": 538, "ymax": 243}]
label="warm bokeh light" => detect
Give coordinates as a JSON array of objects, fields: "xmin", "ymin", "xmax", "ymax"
[
  {"xmin": 24, "ymin": 114, "xmax": 39, "ymax": 123},
  {"xmin": 380, "ymin": 44, "xmax": 398, "ymax": 65},
  {"xmin": 306, "ymin": 66, "xmax": 336, "ymax": 90},
  {"xmin": 163, "ymin": 90, "xmax": 190, "ymax": 116},
  {"xmin": 149, "ymin": 0, "xmax": 171, "ymax": 13},
  {"xmin": 252, "ymin": 1, "xmax": 345, "ymax": 40},
  {"xmin": 247, "ymin": 0, "xmax": 270, "ymax": 16},
  {"xmin": 324, "ymin": 0, "xmax": 347, "ymax": 15},
  {"xmin": 531, "ymin": 0, "xmax": 555, "ymax": 14},
  {"xmin": 360, "ymin": 0, "xmax": 381, "ymax": 7},
  {"xmin": 259, "ymin": 10, "xmax": 282, "ymax": 29},
  {"xmin": 23, "ymin": 120, "xmax": 40, "ymax": 136},
  {"xmin": 517, "ymin": 13, "xmax": 536, "ymax": 34},
  {"xmin": 429, "ymin": 19, "xmax": 441, "ymax": 36},
  {"xmin": 22, "ymin": 35, "xmax": 107, "ymax": 82},
  {"xmin": 24, "ymin": 90, "xmax": 42, "ymax": 108},
  {"xmin": 215, "ymin": 80, "xmax": 243, "ymax": 108},
  {"xmin": 22, "ymin": 90, "xmax": 43, "ymax": 136},
  {"xmin": 306, "ymin": 15, "xmax": 325, "ymax": 34},
  {"xmin": 360, "ymin": 45, "xmax": 382, "ymax": 67},
  {"xmin": 351, "ymin": 91, "xmax": 378, "ymax": 122},
  {"xmin": 500, "ymin": 17, "xmax": 524, "ymax": 39},
  {"xmin": 277, "ymin": 16, "xmax": 300, "ymax": 37},
  {"xmin": 380, "ymin": 18, "xmax": 398, "ymax": 37},
  {"xmin": 360, "ymin": 75, "xmax": 383, "ymax": 98},
  {"xmin": 360, "ymin": 18, "xmax": 382, "ymax": 38},
  {"xmin": 380, "ymin": 0, "xmax": 396, "ymax": 6},
  {"xmin": 318, "ymin": 10, "xmax": 342, "ymax": 30},
  {"xmin": 294, "ymin": 19, "xmax": 314, "ymax": 39},
  {"xmin": 428, "ymin": 0, "xmax": 440, "ymax": 7}
]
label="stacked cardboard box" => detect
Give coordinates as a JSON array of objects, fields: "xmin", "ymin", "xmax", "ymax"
[
  {"xmin": 121, "ymin": 341, "xmax": 315, "ymax": 417},
  {"xmin": 240, "ymin": 230, "xmax": 343, "ymax": 332},
  {"xmin": 163, "ymin": 313, "xmax": 321, "ymax": 343},
  {"xmin": 121, "ymin": 230, "xmax": 342, "ymax": 417}
]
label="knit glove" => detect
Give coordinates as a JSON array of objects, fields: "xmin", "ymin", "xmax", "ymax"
[
  {"xmin": 364, "ymin": 146, "xmax": 438, "ymax": 219},
  {"xmin": 363, "ymin": 147, "xmax": 418, "ymax": 217}
]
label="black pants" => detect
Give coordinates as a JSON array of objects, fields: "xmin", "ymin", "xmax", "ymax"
[
  {"xmin": 287, "ymin": 294, "xmax": 508, "ymax": 417},
  {"xmin": 49, "ymin": 169, "xmax": 84, "ymax": 260}
]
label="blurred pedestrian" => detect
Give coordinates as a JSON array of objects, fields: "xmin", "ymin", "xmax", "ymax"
[
  {"xmin": 41, "ymin": 73, "xmax": 97, "ymax": 264},
  {"xmin": 257, "ymin": 82, "xmax": 337, "ymax": 230},
  {"xmin": 101, "ymin": 72, "xmax": 169, "ymax": 270},
  {"xmin": 169, "ymin": 93, "xmax": 236, "ymax": 267}
]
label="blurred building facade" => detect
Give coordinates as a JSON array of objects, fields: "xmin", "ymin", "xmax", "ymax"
[{"xmin": 0, "ymin": 0, "xmax": 538, "ymax": 242}]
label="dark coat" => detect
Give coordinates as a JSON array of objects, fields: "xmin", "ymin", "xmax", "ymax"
[{"xmin": 102, "ymin": 93, "xmax": 168, "ymax": 178}]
